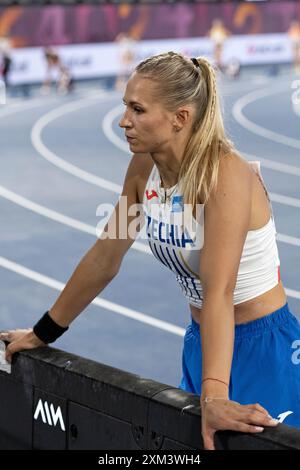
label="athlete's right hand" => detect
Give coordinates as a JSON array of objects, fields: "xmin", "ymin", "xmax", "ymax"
[{"xmin": 0, "ymin": 329, "xmax": 46, "ymax": 363}]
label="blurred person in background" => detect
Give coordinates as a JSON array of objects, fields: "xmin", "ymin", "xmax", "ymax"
[
  {"xmin": 224, "ymin": 57, "xmax": 241, "ymax": 80},
  {"xmin": 208, "ymin": 18, "xmax": 231, "ymax": 71},
  {"xmin": 41, "ymin": 47, "xmax": 73, "ymax": 95},
  {"xmin": 115, "ymin": 32, "xmax": 137, "ymax": 91},
  {"xmin": 0, "ymin": 34, "xmax": 12, "ymax": 88},
  {"xmin": 287, "ymin": 20, "xmax": 300, "ymax": 74}
]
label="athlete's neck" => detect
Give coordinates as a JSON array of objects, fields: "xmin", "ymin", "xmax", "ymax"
[{"xmin": 150, "ymin": 148, "xmax": 183, "ymax": 189}]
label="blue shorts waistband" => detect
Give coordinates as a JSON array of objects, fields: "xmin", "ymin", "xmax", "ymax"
[{"xmin": 191, "ymin": 302, "xmax": 296, "ymax": 340}]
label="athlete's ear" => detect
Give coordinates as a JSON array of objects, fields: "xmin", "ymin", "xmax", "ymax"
[{"xmin": 172, "ymin": 106, "xmax": 193, "ymax": 132}]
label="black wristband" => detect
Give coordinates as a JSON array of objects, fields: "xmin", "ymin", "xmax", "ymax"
[{"xmin": 33, "ymin": 311, "xmax": 69, "ymax": 344}]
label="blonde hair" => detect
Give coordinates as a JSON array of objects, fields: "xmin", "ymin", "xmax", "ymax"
[{"xmin": 135, "ymin": 51, "xmax": 234, "ymax": 207}]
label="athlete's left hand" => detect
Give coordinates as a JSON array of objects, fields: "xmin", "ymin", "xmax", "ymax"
[{"xmin": 200, "ymin": 398, "xmax": 279, "ymax": 450}]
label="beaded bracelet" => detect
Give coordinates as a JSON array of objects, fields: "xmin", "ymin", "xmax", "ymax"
[{"xmin": 201, "ymin": 377, "xmax": 229, "ymax": 387}]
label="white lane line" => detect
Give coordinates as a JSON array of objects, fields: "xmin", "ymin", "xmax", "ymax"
[
  {"xmin": 293, "ymin": 102, "xmax": 300, "ymax": 119},
  {"xmin": 269, "ymin": 192, "xmax": 300, "ymax": 208},
  {"xmin": 102, "ymin": 104, "xmax": 130, "ymax": 155},
  {"xmin": 245, "ymin": 153, "xmax": 300, "ymax": 177},
  {"xmin": 276, "ymin": 233, "xmax": 300, "ymax": 247},
  {"xmin": 285, "ymin": 288, "xmax": 300, "ymax": 300},
  {"xmin": 0, "ymin": 256, "xmax": 185, "ymax": 337},
  {"xmin": 232, "ymin": 86, "xmax": 300, "ymax": 150},
  {"xmin": 0, "ymin": 184, "xmax": 151, "ymax": 255},
  {"xmin": 0, "ymin": 98, "xmax": 50, "ymax": 118},
  {"xmin": 31, "ymin": 92, "xmax": 123, "ymax": 193}
]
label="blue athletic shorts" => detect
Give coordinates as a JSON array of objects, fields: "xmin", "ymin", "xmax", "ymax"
[{"xmin": 179, "ymin": 302, "xmax": 300, "ymax": 428}]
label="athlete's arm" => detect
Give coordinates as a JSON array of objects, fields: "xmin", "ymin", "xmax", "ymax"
[
  {"xmin": 199, "ymin": 154, "xmax": 252, "ymax": 395},
  {"xmin": 1, "ymin": 154, "xmax": 143, "ymax": 360},
  {"xmin": 47, "ymin": 153, "xmax": 143, "ymax": 328},
  {"xmin": 198, "ymin": 153, "xmax": 278, "ymax": 449}
]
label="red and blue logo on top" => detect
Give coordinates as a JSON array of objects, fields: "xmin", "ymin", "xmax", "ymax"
[{"xmin": 146, "ymin": 190, "xmax": 158, "ymax": 200}]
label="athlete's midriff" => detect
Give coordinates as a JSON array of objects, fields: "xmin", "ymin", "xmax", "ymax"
[{"xmin": 190, "ymin": 280, "xmax": 287, "ymax": 325}]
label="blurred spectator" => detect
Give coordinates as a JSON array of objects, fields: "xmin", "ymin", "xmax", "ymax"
[
  {"xmin": 287, "ymin": 20, "xmax": 300, "ymax": 74},
  {"xmin": 114, "ymin": 32, "xmax": 137, "ymax": 91},
  {"xmin": 224, "ymin": 57, "xmax": 241, "ymax": 80},
  {"xmin": 0, "ymin": 35, "xmax": 12, "ymax": 88},
  {"xmin": 41, "ymin": 47, "xmax": 73, "ymax": 95},
  {"xmin": 208, "ymin": 18, "xmax": 231, "ymax": 70}
]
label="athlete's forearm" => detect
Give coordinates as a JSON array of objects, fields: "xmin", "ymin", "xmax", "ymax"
[
  {"xmin": 199, "ymin": 292, "xmax": 235, "ymax": 398},
  {"xmin": 48, "ymin": 242, "xmax": 118, "ymax": 328}
]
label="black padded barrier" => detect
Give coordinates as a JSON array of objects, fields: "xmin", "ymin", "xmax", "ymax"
[{"xmin": 0, "ymin": 346, "xmax": 300, "ymax": 450}]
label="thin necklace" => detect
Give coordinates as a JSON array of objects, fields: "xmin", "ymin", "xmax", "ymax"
[{"xmin": 157, "ymin": 180, "xmax": 178, "ymax": 204}]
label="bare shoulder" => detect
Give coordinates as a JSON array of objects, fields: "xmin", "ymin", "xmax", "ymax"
[
  {"xmin": 212, "ymin": 150, "xmax": 253, "ymax": 199},
  {"xmin": 219, "ymin": 150, "xmax": 252, "ymax": 177},
  {"xmin": 126, "ymin": 153, "xmax": 154, "ymax": 203}
]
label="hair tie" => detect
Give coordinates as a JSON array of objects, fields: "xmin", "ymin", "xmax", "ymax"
[{"xmin": 191, "ymin": 57, "xmax": 201, "ymax": 69}]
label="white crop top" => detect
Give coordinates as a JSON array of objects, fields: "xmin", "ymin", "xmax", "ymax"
[{"xmin": 143, "ymin": 161, "xmax": 281, "ymax": 308}]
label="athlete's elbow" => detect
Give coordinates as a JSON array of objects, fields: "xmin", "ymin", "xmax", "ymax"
[
  {"xmin": 110, "ymin": 263, "xmax": 121, "ymax": 280},
  {"xmin": 202, "ymin": 283, "xmax": 235, "ymax": 304},
  {"xmin": 103, "ymin": 261, "xmax": 121, "ymax": 281}
]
